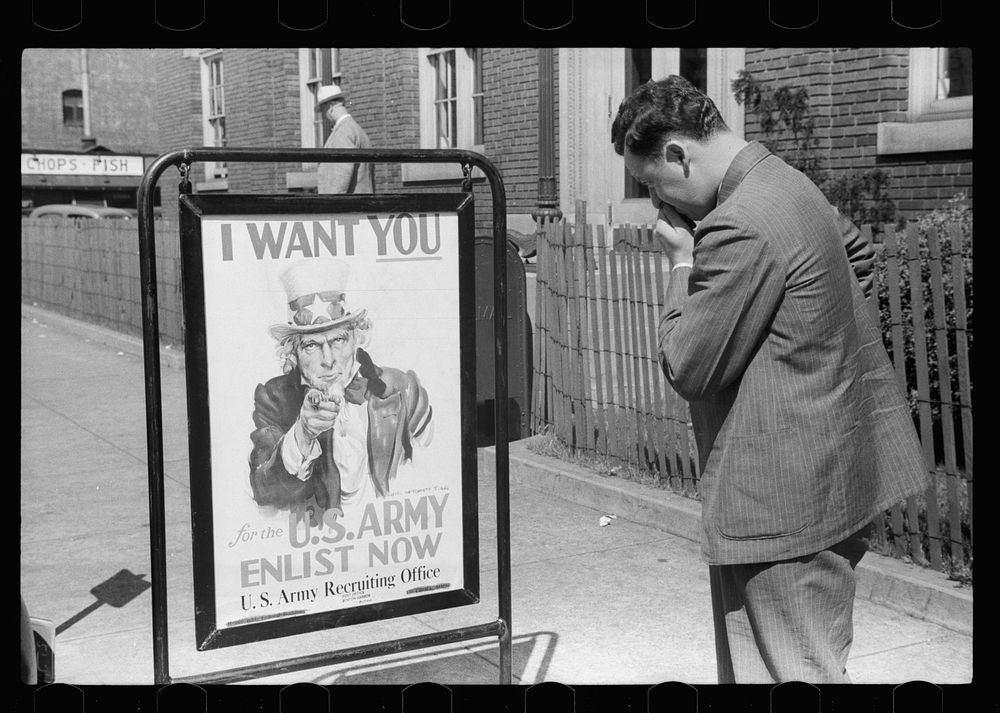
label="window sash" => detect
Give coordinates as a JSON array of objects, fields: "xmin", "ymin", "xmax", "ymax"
[
  {"xmin": 62, "ymin": 90, "xmax": 84, "ymax": 126},
  {"xmin": 200, "ymin": 50, "xmax": 228, "ymax": 181},
  {"xmin": 208, "ymin": 56, "xmax": 225, "ymax": 118},
  {"xmin": 430, "ymin": 50, "xmax": 458, "ymax": 148}
]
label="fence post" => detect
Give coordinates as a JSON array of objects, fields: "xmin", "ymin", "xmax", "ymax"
[
  {"xmin": 947, "ymin": 222, "xmax": 973, "ymax": 551},
  {"xmin": 926, "ymin": 227, "xmax": 965, "ymax": 570},
  {"xmin": 906, "ymin": 224, "xmax": 941, "ymax": 570},
  {"xmin": 570, "ymin": 202, "xmax": 592, "ymax": 453}
]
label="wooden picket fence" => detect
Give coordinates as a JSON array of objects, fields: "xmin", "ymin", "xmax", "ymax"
[
  {"xmin": 530, "ymin": 207, "xmax": 700, "ymax": 495},
  {"xmin": 21, "ymin": 217, "xmax": 186, "ymax": 347},
  {"xmin": 530, "ymin": 205, "xmax": 973, "ymax": 575}
]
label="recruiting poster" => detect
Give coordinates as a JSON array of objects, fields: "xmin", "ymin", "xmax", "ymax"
[{"xmin": 179, "ymin": 194, "xmax": 478, "ymax": 650}]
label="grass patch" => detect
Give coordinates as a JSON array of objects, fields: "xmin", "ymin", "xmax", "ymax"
[{"xmin": 525, "ymin": 431, "xmax": 701, "ymax": 500}]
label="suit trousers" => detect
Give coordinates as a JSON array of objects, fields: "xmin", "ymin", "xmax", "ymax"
[{"xmin": 709, "ymin": 523, "xmax": 873, "ymax": 683}]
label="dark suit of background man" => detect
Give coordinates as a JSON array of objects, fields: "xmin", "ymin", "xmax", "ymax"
[
  {"xmin": 612, "ymin": 75, "xmax": 927, "ymax": 683},
  {"xmin": 315, "ymin": 83, "xmax": 375, "ymax": 195}
]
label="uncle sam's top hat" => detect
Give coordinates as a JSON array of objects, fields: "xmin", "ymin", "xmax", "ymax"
[{"xmin": 269, "ymin": 259, "xmax": 367, "ymax": 341}]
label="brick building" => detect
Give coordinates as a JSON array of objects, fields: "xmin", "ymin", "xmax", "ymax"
[
  {"xmin": 739, "ymin": 48, "xmax": 972, "ymax": 220},
  {"xmin": 20, "ymin": 48, "xmax": 162, "ymax": 211},
  {"xmin": 23, "ymin": 47, "xmax": 972, "ymax": 225}
]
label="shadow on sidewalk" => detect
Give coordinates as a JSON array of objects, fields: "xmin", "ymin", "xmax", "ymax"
[
  {"xmin": 302, "ymin": 631, "xmax": 558, "ymax": 685},
  {"xmin": 55, "ymin": 569, "xmax": 151, "ymax": 636}
]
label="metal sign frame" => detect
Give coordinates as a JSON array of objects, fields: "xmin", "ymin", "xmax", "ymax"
[{"xmin": 136, "ymin": 147, "xmax": 512, "ymax": 685}]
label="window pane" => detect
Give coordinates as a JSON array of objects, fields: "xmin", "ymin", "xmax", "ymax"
[
  {"xmin": 450, "ymin": 98, "xmax": 457, "ymax": 149},
  {"xmin": 320, "ymin": 48, "xmax": 333, "ymax": 84},
  {"xmin": 471, "ymin": 48, "xmax": 482, "ymax": 94},
  {"xmin": 939, "ymin": 47, "xmax": 972, "ymax": 99},
  {"xmin": 213, "ymin": 117, "xmax": 228, "ymax": 177},
  {"xmin": 626, "ymin": 48, "xmax": 652, "ymax": 94},
  {"xmin": 436, "ymin": 101, "xmax": 455, "ymax": 148},
  {"xmin": 474, "ymin": 95, "xmax": 483, "ymax": 145},
  {"xmin": 309, "ymin": 48, "xmax": 319, "ymax": 79},
  {"xmin": 625, "ymin": 49, "xmax": 652, "ymax": 199},
  {"xmin": 680, "ymin": 47, "xmax": 707, "ymax": 93},
  {"xmin": 62, "ymin": 89, "xmax": 83, "ymax": 126},
  {"xmin": 433, "ymin": 50, "xmax": 456, "ymax": 102},
  {"xmin": 471, "ymin": 48, "xmax": 484, "ymax": 145}
]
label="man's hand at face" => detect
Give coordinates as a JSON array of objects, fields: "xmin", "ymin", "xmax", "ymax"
[{"xmin": 650, "ymin": 196, "xmax": 695, "ymax": 268}]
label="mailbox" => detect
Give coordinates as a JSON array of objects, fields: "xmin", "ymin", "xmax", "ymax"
[{"xmin": 474, "ymin": 236, "xmax": 532, "ymax": 445}]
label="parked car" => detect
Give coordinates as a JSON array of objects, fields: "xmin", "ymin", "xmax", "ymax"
[
  {"xmin": 27, "ymin": 204, "xmax": 136, "ymax": 220},
  {"xmin": 120, "ymin": 207, "xmax": 164, "ymax": 220}
]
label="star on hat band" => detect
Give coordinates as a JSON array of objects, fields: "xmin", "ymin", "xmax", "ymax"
[{"xmin": 290, "ymin": 290, "xmax": 346, "ymax": 327}]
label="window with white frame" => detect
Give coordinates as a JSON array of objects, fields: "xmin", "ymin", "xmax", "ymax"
[
  {"xmin": 878, "ymin": 47, "xmax": 972, "ymax": 155},
  {"xmin": 200, "ymin": 50, "xmax": 228, "ymax": 182},
  {"xmin": 300, "ymin": 48, "xmax": 342, "ymax": 150},
  {"xmin": 910, "ymin": 47, "xmax": 972, "ymax": 121},
  {"xmin": 408, "ymin": 48, "xmax": 484, "ymax": 181}
]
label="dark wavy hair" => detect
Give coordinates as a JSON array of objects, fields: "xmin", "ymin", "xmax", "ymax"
[{"xmin": 611, "ymin": 75, "xmax": 728, "ymax": 158}]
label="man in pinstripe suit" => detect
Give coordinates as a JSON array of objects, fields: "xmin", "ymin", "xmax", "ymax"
[{"xmin": 611, "ymin": 76, "xmax": 927, "ymax": 683}]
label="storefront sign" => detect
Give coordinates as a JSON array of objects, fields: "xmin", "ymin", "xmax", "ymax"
[
  {"xmin": 21, "ymin": 152, "xmax": 145, "ymax": 176},
  {"xmin": 178, "ymin": 193, "xmax": 478, "ymax": 650}
]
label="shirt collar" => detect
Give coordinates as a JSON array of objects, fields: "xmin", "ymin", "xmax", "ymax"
[
  {"xmin": 715, "ymin": 141, "xmax": 772, "ymax": 207},
  {"xmin": 333, "ymin": 113, "xmax": 351, "ymax": 131}
]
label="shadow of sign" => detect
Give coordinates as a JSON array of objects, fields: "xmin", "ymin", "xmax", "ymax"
[
  {"xmin": 304, "ymin": 631, "xmax": 557, "ymax": 685},
  {"xmin": 55, "ymin": 569, "xmax": 152, "ymax": 635}
]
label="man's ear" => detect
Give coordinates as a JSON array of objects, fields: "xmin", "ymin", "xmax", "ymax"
[
  {"xmin": 663, "ymin": 140, "xmax": 690, "ymax": 177},
  {"xmin": 663, "ymin": 140, "xmax": 689, "ymax": 166}
]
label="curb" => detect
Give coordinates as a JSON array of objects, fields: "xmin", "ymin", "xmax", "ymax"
[
  {"xmin": 21, "ymin": 303, "xmax": 186, "ymax": 370},
  {"xmin": 481, "ymin": 438, "xmax": 973, "ymax": 638}
]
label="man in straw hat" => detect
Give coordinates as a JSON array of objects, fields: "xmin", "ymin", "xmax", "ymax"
[
  {"xmin": 315, "ymin": 83, "xmax": 375, "ymax": 194},
  {"xmin": 249, "ymin": 259, "xmax": 433, "ymax": 517}
]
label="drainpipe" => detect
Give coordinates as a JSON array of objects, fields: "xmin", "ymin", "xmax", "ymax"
[
  {"xmin": 531, "ymin": 47, "xmax": 562, "ymax": 242},
  {"xmin": 80, "ymin": 48, "xmax": 92, "ymax": 140}
]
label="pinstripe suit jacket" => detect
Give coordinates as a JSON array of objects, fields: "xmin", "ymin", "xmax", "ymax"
[{"xmin": 659, "ymin": 142, "xmax": 927, "ymax": 565}]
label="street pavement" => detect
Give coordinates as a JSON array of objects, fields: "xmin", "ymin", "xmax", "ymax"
[{"xmin": 20, "ymin": 306, "xmax": 973, "ymax": 688}]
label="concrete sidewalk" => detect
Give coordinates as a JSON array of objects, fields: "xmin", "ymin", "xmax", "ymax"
[{"xmin": 20, "ymin": 305, "xmax": 972, "ymax": 686}]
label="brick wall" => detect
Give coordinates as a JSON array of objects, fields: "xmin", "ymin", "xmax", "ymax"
[
  {"xmin": 153, "ymin": 49, "xmax": 204, "ymax": 220},
  {"xmin": 224, "ymin": 48, "xmax": 303, "ymax": 193},
  {"xmin": 742, "ymin": 47, "xmax": 973, "ymax": 221},
  {"xmin": 342, "ymin": 47, "xmax": 421, "ymax": 189},
  {"xmin": 21, "ymin": 48, "xmax": 159, "ymax": 153},
  {"xmin": 341, "ymin": 48, "xmax": 550, "ymax": 235},
  {"xmin": 150, "ymin": 48, "xmax": 555, "ymax": 235}
]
